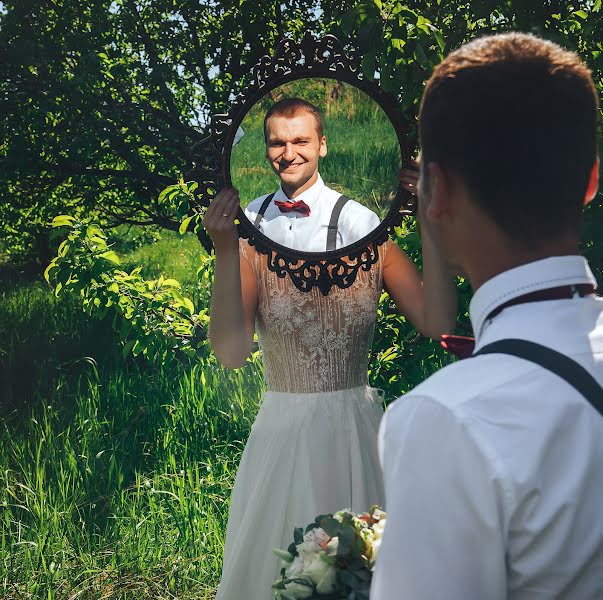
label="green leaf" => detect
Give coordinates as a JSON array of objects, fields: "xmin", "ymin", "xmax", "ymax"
[
  {"xmin": 434, "ymin": 31, "xmax": 445, "ymax": 53},
  {"xmin": 293, "ymin": 527, "xmax": 303, "ymax": 545},
  {"xmin": 99, "ymin": 250, "xmax": 120, "ymax": 265},
  {"xmin": 158, "ymin": 184, "xmax": 179, "ymax": 203},
  {"xmin": 179, "ymin": 215, "xmax": 194, "ymax": 235},
  {"xmin": 361, "ymin": 51, "xmax": 377, "ymax": 80},
  {"xmin": 43, "ymin": 262, "xmax": 57, "ymax": 283},
  {"xmin": 391, "ymin": 38, "xmax": 406, "ymax": 51},
  {"xmin": 131, "ymin": 339, "xmax": 146, "ymax": 357},
  {"xmin": 162, "ymin": 278, "xmax": 181, "ymax": 288},
  {"xmin": 572, "ymin": 9, "xmax": 588, "ymax": 19},
  {"xmin": 50, "ymin": 215, "xmax": 76, "ymax": 228},
  {"xmin": 319, "ymin": 516, "xmax": 340, "ymax": 537},
  {"xmin": 182, "ymin": 297, "xmax": 194, "ymax": 314},
  {"xmin": 122, "ymin": 339, "xmax": 136, "ymax": 359},
  {"xmin": 414, "ymin": 43, "xmax": 430, "ymax": 70}
]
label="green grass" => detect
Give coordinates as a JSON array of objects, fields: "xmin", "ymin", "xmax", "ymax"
[{"xmin": 0, "ymin": 234, "xmax": 265, "ymax": 598}]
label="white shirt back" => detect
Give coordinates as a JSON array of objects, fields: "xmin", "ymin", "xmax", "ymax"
[
  {"xmin": 372, "ymin": 256, "xmax": 603, "ymax": 600},
  {"xmin": 243, "ymin": 174, "xmax": 381, "ymax": 251}
]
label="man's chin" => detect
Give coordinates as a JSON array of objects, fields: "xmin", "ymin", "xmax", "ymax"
[{"xmin": 278, "ymin": 173, "xmax": 308, "ymax": 189}]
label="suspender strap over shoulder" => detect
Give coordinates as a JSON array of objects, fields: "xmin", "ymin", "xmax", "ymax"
[
  {"xmin": 326, "ymin": 195, "xmax": 350, "ymax": 252},
  {"xmin": 474, "ymin": 339, "xmax": 603, "ymax": 417},
  {"xmin": 254, "ymin": 193, "xmax": 275, "ymax": 228},
  {"xmin": 254, "ymin": 192, "xmax": 350, "ymax": 251}
]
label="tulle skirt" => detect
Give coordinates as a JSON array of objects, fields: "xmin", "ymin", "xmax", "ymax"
[{"xmin": 215, "ymin": 385, "xmax": 385, "ymax": 600}]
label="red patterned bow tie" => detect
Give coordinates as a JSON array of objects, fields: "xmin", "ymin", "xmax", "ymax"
[
  {"xmin": 274, "ymin": 199, "xmax": 311, "ymax": 217},
  {"xmin": 441, "ymin": 283, "xmax": 597, "ymax": 360}
]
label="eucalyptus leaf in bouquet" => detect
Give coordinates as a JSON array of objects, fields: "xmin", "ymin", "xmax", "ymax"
[{"xmin": 272, "ymin": 506, "xmax": 386, "ymax": 600}]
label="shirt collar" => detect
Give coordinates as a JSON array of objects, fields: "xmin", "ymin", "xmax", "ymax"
[
  {"xmin": 470, "ymin": 255, "xmax": 597, "ymax": 340},
  {"xmin": 275, "ymin": 173, "xmax": 326, "ymax": 210}
]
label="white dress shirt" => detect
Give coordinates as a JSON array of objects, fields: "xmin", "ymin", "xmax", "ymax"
[
  {"xmin": 243, "ymin": 174, "xmax": 381, "ymax": 251},
  {"xmin": 372, "ymin": 255, "xmax": 603, "ymax": 600}
]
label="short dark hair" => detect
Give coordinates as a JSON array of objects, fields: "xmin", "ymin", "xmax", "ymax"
[
  {"xmin": 263, "ymin": 97, "xmax": 325, "ymax": 142},
  {"xmin": 419, "ymin": 32, "xmax": 599, "ymax": 245}
]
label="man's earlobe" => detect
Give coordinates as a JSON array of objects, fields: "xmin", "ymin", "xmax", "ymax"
[
  {"xmin": 584, "ymin": 158, "xmax": 600, "ymax": 205},
  {"xmin": 320, "ymin": 136, "xmax": 327, "ymax": 158}
]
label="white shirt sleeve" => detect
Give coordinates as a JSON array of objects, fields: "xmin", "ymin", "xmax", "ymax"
[{"xmin": 371, "ymin": 395, "xmax": 509, "ymax": 600}]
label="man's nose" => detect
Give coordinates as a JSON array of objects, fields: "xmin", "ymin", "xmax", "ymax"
[{"xmin": 283, "ymin": 142, "xmax": 296, "ymax": 162}]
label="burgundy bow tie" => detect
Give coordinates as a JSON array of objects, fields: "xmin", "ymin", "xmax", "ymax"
[
  {"xmin": 441, "ymin": 283, "xmax": 597, "ymax": 360},
  {"xmin": 274, "ymin": 199, "xmax": 311, "ymax": 217}
]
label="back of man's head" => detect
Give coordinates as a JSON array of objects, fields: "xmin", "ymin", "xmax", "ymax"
[
  {"xmin": 419, "ymin": 32, "xmax": 599, "ymax": 247},
  {"xmin": 263, "ymin": 97, "xmax": 324, "ymax": 142}
]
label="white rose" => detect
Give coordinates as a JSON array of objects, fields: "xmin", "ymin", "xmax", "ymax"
[
  {"xmin": 285, "ymin": 555, "xmax": 305, "ymax": 578},
  {"xmin": 281, "ymin": 579, "xmax": 313, "ymax": 599},
  {"xmin": 304, "ymin": 553, "xmax": 337, "ymax": 594},
  {"xmin": 325, "ymin": 536, "xmax": 339, "ymax": 556},
  {"xmin": 297, "ymin": 539, "xmax": 320, "ymax": 557}
]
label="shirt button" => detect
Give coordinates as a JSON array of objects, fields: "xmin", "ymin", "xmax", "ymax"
[{"xmin": 289, "ymin": 224, "xmax": 292, "ymax": 230}]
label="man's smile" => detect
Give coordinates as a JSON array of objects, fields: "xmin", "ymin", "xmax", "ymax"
[{"xmin": 279, "ymin": 162, "xmax": 304, "ymax": 172}]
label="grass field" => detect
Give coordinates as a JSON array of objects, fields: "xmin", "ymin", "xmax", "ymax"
[{"xmin": 0, "ymin": 234, "xmax": 267, "ymax": 598}]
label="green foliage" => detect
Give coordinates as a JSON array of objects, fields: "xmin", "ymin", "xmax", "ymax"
[
  {"xmin": 368, "ymin": 219, "xmax": 473, "ymax": 397},
  {"xmin": 336, "ymin": 0, "xmax": 603, "ymax": 286},
  {"xmin": 0, "ymin": 269, "xmax": 264, "ymax": 596},
  {"xmin": 44, "ymin": 214, "xmax": 208, "ymax": 364},
  {"xmin": 0, "ymin": 0, "xmax": 356, "ymax": 262}
]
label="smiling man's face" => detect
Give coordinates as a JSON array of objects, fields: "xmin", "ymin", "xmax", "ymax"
[{"xmin": 264, "ymin": 110, "xmax": 327, "ymax": 198}]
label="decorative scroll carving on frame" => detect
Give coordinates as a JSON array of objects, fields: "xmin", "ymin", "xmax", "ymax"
[{"xmin": 186, "ymin": 33, "xmax": 415, "ymax": 295}]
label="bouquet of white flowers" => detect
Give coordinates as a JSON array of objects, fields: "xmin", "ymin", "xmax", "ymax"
[{"xmin": 272, "ymin": 505, "xmax": 386, "ymax": 600}]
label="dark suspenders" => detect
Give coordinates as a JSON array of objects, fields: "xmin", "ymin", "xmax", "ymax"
[
  {"xmin": 253, "ymin": 193, "xmax": 275, "ymax": 228},
  {"xmin": 253, "ymin": 193, "xmax": 350, "ymax": 251},
  {"xmin": 326, "ymin": 195, "xmax": 350, "ymax": 251},
  {"xmin": 474, "ymin": 339, "xmax": 603, "ymax": 417}
]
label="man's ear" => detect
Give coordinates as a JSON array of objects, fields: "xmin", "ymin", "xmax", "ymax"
[
  {"xmin": 424, "ymin": 162, "xmax": 452, "ymax": 221},
  {"xmin": 584, "ymin": 158, "xmax": 599, "ymax": 205},
  {"xmin": 319, "ymin": 136, "xmax": 327, "ymax": 158}
]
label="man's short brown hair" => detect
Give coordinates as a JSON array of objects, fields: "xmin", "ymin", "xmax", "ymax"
[
  {"xmin": 419, "ymin": 32, "xmax": 599, "ymax": 245},
  {"xmin": 263, "ymin": 97, "xmax": 325, "ymax": 142}
]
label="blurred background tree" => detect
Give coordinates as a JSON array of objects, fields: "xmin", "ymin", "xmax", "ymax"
[{"xmin": 0, "ymin": 0, "xmax": 355, "ymax": 263}]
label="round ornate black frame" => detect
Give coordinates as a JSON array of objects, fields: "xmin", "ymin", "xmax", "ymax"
[{"xmin": 187, "ymin": 33, "xmax": 415, "ymax": 295}]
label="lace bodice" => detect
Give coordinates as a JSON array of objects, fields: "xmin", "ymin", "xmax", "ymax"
[{"xmin": 240, "ymin": 240, "xmax": 389, "ymax": 393}]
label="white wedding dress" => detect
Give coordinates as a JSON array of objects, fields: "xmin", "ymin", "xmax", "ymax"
[{"xmin": 215, "ymin": 239, "xmax": 389, "ymax": 600}]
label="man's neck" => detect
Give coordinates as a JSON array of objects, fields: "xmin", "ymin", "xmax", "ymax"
[
  {"xmin": 465, "ymin": 239, "xmax": 580, "ymax": 292},
  {"xmin": 282, "ymin": 171, "xmax": 319, "ymax": 199}
]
